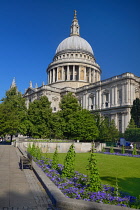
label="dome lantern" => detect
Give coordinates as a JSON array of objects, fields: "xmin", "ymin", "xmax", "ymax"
[{"xmin": 70, "ymin": 10, "xmax": 80, "ymax": 36}]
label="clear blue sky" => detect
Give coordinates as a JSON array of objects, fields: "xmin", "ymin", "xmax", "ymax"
[{"xmin": 0, "ymin": 0, "xmax": 140, "ymax": 99}]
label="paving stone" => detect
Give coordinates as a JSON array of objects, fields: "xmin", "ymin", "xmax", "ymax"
[{"xmin": 0, "ymin": 145, "xmax": 56, "ymax": 210}]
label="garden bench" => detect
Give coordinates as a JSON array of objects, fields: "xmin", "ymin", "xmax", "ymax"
[{"xmin": 18, "ymin": 146, "xmax": 32, "ymax": 170}]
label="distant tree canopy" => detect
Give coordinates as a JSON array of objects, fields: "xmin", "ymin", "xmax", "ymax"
[
  {"xmin": 94, "ymin": 113, "xmax": 119, "ymax": 142},
  {"xmin": 124, "ymin": 114, "xmax": 140, "ymax": 142},
  {"xmin": 0, "ymin": 87, "xmax": 27, "ymax": 141},
  {"xmin": 27, "ymin": 96, "xmax": 52, "ymax": 138},
  {"xmin": 0, "ymin": 87, "xmax": 120, "ymax": 142},
  {"xmin": 55, "ymin": 93, "xmax": 99, "ymax": 141},
  {"xmin": 131, "ymin": 98, "xmax": 140, "ymax": 128}
]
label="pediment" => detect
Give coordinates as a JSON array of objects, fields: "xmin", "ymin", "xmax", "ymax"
[{"xmin": 24, "ymin": 87, "xmax": 36, "ymax": 96}]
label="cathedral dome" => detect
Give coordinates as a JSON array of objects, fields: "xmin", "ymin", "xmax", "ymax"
[{"xmin": 55, "ymin": 36, "xmax": 94, "ymax": 55}]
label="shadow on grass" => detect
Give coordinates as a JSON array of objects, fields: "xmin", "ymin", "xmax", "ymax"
[{"xmin": 101, "ymin": 176, "xmax": 140, "ymax": 197}]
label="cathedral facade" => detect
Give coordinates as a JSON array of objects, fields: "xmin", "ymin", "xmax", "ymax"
[{"xmin": 24, "ymin": 11, "xmax": 140, "ymax": 133}]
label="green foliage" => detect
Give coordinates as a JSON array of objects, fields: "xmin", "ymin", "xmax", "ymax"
[
  {"xmin": 27, "ymin": 96, "xmax": 52, "ymax": 138},
  {"xmin": 132, "ymin": 144, "xmax": 137, "ymax": 155},
  {"xmin": 94, "ymin": 114, "xmax": 119, "ymax": 142},
  {"xmin": 121, "ymin": 145, "xmax": 125, "ymax": 154},
  {"xmin": 0, "ymin": 87, "xmax": 27, "ymax": 140},
  {"xmin": 86, "ymin": 144, "xmax": 102, "ymax": 192},
  {"xmin": 131, "ymin": 98, "xmax": 140, "ymax": 128},
  {"xmin": 67, "ymin": 109, "xmax": 99, "ymax": 141},
  {"xmin": 27, "ymin": 143, "xmax": 42, "ymax": 160},
  {"xmin": 127, "ymin": 119, "xmax": 137, "ymax": 129},
  {"xmin": 51, "ymin": 112, "xmax": 65, "ymax": 139},
  {"xmin": 124, "ymin": 128, "xmax": 140, "ymax": 142},
  {"xmin": 52, "ymin": 146, "xmax": 59, "ymax": 170},
  {"xmin": 115, "ymin": 177, "xmax": 119, "ymax": 198},
  {"xmin": 59, "ymin": 92, "xmax": 81, "ymax": 116},
  {"xmin": 62, "ymin": 144, "xmax": 75, "ymax": 178},
  {"xmin": 58, "ymin": 93, "xmax": 99, "ymax": 141},
  {"xmin": 110, "ymin": 147, "xmax": 114, "ymax": 153},
  {"xmin": 47, "ymin": 152, "xmax": 140, "ymax": 197},
  {"xmin": 102, "ymin": 147, "xmax": 105, "ymax": 152}
]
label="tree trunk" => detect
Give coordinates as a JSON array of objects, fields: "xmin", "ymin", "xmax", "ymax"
[{"xmin": 10, "ymin": 135, "xmax": 13, "ymax": 143}]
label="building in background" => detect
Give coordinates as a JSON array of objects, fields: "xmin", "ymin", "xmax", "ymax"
[{"xmin": 24, "ymin": 11, "xmax": 140, "ymax": 133}]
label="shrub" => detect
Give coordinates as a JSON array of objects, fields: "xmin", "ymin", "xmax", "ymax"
[
  {"xmin": 52, "ymin": 146, "xmax": 59, "ymax": 170},
  {"xmin": 110, "ymin": 147, "xmax": 114, "ymax": 153},
  {"xmin": 133, "ymin": 144, "xmax": 137, "ymax": 155},
  {"xmin": 62, "ymin": 144, "xmax": 75, "ymax": 178},
  {"xmin": 86, "ymin": 144, "xmax": 102, "ymax": 192},
  {"xmin": 121, "ymin": 145, "xmax": 125, "ymax": 154}
]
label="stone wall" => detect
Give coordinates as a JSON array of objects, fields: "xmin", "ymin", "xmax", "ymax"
[{"xmin": 16, "ymin": 141, "xmax": 106, "ymax": 153}]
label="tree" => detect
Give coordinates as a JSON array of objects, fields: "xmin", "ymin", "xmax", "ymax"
[
  {"xmin": 59, "ymin": 93, "xmax": 99, "ymax": 141},
  {"xmin": 27, "ymin": 96, "xmax": 52, "ymax": 138},
  {"xmin": 67, "ymin": 109, "xmax": 99, "ymax": 141},
  {"xmin": 124, "ymin": 128, "xmax": 140, "ymax": 142},
  {"xmin": 0, "ymin": 86, "xmax": 27, "ymax": 141},
  {"xmin": 87, "ymin": 144, "xmax": 101, "ymax": 192},
  {"xmin": 124, "ymin": 118, "xmax": 140, "ymax": 142},
  {"xmin": 131, "ymin": 98, "xmax": 140, "ymax": 128},
  {"xmin": 51, "ymin": 112, "xmax": 65, "ymax": 139},
  {"xmin": 95, "ymin": 115, "xmax": 119, "ymax": 142},
  {"xmin": 62, "ymin": 144, "xmax": 75, "ymax": 178},
  {"xmin": 127, "ymin": 118, "xmax": 137, "ymax": 129},
  {"xmin": 59, "ymin": 92, "xmax": 81, "ymax": 117}
]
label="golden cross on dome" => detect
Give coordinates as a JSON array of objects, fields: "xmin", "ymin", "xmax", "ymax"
[{"xmin": 74, "ymin": 10, "xmax": 77, "ymax": 19}]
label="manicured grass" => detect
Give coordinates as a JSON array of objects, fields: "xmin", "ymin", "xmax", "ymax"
[{"xmin": 46, "ymin": 152, "xmax": 140, "ymax": 197}]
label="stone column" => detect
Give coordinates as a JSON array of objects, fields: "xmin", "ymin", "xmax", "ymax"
[
  {"xmin": 73, "ymin": 65, "xmax": 75, "ymax": 81},
  {"xmin": 93, "ymin": 95, "xmax": 95, "ymax": 110},
  {"xmin": 125, "ymin": 113, "xmax": 129, "ymax": 130},
  {"xmin": 83, "ymin": 94, "xmax": 86, "ymax": 109},
  {"xmin": 56, "ymin": 67, "xmax": 58, "ymax": 81},
  {"xmin": 84, "ymin": 67, "xmax": 86, "ymax": 81},
  {"xmin": 115, "ymin": 113, "xmax": 117, "ymax": 128},
  {"xmin": 62, "ymin": 66, "xmax": 64, "ymax": 81},
  {"xmin": 98, "ymin": 89, "xmax": 101, "ymax": 109},
  {"xmin": 128, "ymin": 80, "xmax": 131, "ymax": 104},
  {"xmin": 48, "ymin": 71, "xmax": 50, "ymax": 84},
  {"xmin": 53, "ymin": 69, "xmax": 55, "ymax": 83},
  {"xmin": 93, "ymin": 69, "xmax": 95, "ymax": 83},
  {"xmin": 89, "ymin": 68, "xmax": 91, "ymax": 83},
  {"xmin": 114, "ymin": 86, "xmax": 118, "ymax": 106},
  {"xmin": 50, "ymin": 70, "xmax": 52, "ymax": 84},
  {"xmin": 125, "ymin": 83, "xmax": 128, "ymax": 104},
  {"xmin": 122, "ymin": 84, "xmax": 125, "ymax": 105},
  {"xmin": 130, "ymin": 82, "xmax": 135, "ymax": 104},
  {"xmin": 111, "ymin": 87, "xmax": 114, "ymax": 106},
  {"xmin": 122, "ymin": 113, "xmax": 125, "ymax": 133},
  {"xmin": 96, "ymin": 90, "xmax": 98, "ymax": 109},
  {"xmin": 101, "ymin": 93, "xmax": 104, "ymax": 108},
  {"xmin": 67, "ymin": 65, "xmax": 70, "ymax": 80},
  {"xmin": 108, "ymin": 92, "xmax": 110, "ymax": 107},
  {"xmin": 78, "ymin": 66, "xmax": 80, "ymax": 80}
]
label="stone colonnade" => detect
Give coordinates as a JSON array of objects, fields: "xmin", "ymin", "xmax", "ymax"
[
  {"xmin": 87, "ymin": 81, "xmax": 135, "ymax": 110},
  {"xmin": 48, "ymin": 65, "xmax": 100, "ymax": 84}
]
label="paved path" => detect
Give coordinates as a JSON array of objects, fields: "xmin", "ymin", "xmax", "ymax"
[{"xmin": 0, "ymin": 145, "xmax": 56, "ymax": 210}]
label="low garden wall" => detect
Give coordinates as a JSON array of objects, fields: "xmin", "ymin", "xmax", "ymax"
[{"xmin": 16, "ymin": 141, "xmax": 106, "ymax": 153}]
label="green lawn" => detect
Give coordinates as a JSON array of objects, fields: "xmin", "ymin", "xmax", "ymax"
[{"xmin": 46, "ymin": 153, "xmax": 140, "ymax": 197}]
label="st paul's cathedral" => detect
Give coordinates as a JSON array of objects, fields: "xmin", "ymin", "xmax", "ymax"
[{"xmin": 23, "ymin": 11, "xmax": 140, "ymax": 133}]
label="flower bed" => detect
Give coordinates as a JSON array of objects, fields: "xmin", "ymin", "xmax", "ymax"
[
  {"xmin": 102, "ymin": 152, "xmax": 140, "ymax": 158},
  {"xmin": 35, "ymin": 158, "xmax": 138, "ymax": 208}
]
